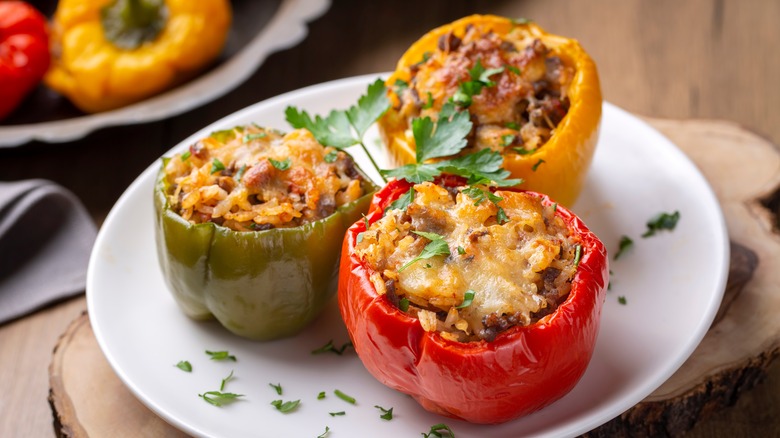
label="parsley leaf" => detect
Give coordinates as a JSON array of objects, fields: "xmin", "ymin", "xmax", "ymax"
[
  {"xmin": 618, "ymin": 296, "xmax": 627, "ymax": 305},
  {"xmin": 398, "ymin": 231, "xmax": 450, "ymax": 272},
  {"xmin": 269, "ymin": 157, "xmax": 291, "ymax": 171},
  {"xmin": 210, "ymin": 159, "xmax": 225, "ymax": 174},
  {"xmin": 209, "ymin": 128, "xmax": 239, "ymax": 143},
  {"xmin": 386, "ymin": 187, "xmax": 415, "ymax": 213},
  {"xmin": 269, "ymin": 382, "xmax": 282, "ymax": 395},
  {"xmin": 175, "ymin": 360, "xmax": 192, "ymax": 372},
  {"xmin": 205, "ymin": 350, "xmax": 236, "ymax": 361},
  {"xmin": 573, "ymin": 244, "xmax": 583, "ymax": 267},
  {"xmin": 334, "ymin": 389, "xmax": 356, "ymax": 404},
  {"xmin": 329, "ymin": 411, "xmax": 346, "ymax": 417},
  {"xmin": 413, "ymin": 110, "xmax": 473, "ymax": 163},
  {"xmin": 311, "ymin": 340, "xmax": 353, "ymax": 355},
  {"xmin": 375, "ymin": 405, "xmax": 394, "ymax": 420},
  {"xmin": 270, "ymin": 399, "xmax": 300, "ymax": 413},
  {"xmin": 324, "ymin": 150, "xmax": 338, "ymax": 163},
  {"xmin": 381, "ymin": 162, "xmax": 441, "ymax": 184},
  {"xmin": 347, "ymin": 79, "xmax": 391, "ymax": 138},
  {"xmin": 317, "ymin": 391, "xmax": 326, "ymax": 400},
  {"xmin": 399, "ymin": 298, "xmax": 410, "ymax": 312},
  {"xmin": 614, "ymin": 235, "xmax": 634, "ymax": 260},
  {"xmin": 199, "ymin": 391, "xmax": 243, "ymax": 407},
  {"xmin": 234, "ymin": 164, "xmax": 247, "ymax": 181},
  {"xmin": 243, "ymin": 132, "xmax": 267, "ymax": 142},
  {"xmin": 532, "ymin": 158, "xmax": 545, "ymax": 171},
  {"xmin": 318, "ymin": 426, "xmax": 330, "ymax": 438},
  {"xmin": 423, "ymin": 423, "xmax": 455, "ymax": 438},
  {"xmin": 642, "ymin": 211, "xmax": 681, "ymax": 237},
  {"xmin": 501, "ymin": 134, "xmax": 516, "ymax": 147},
  {"xmin": 220, "ymin": 370, "xmax": 234, "ymax": 391},
  {"xmin": 422, "ymin": 92, "xmax": 434, "ymax": 109},
  {"xmin": 453, "ymin": 59, "xmax": 503, "ymax": 108},
  {"xmin": 180, "ymin": 151, "xmax": 191, "ymax": 161},
  {"xmin": 455, "ymin": 289, "xmax": 476, "ymax": 309}
]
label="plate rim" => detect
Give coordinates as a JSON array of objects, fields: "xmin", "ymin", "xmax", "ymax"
[
  {"xmin": 86, "ymin": 74, "xmax": 730, "ymax": 437},
  {"xmin": 0, "ymin": 0, "xmax": 331, "ymax": 148}
]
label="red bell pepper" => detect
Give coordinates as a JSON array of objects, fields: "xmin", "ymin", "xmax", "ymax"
[
  {"xmin": 0, "ymin": 1, "xmax": 50, "ymax": 120},
  {"xmin": 338, "ymin": 177, "xmax": 609, "ymax": 424}
]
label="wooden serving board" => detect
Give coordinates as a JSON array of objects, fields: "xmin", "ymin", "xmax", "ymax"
[{"xmin": 49, "ymin": 118, "xmax": 780, "ymax": 437}]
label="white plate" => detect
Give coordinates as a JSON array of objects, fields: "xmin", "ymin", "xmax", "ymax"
[
  {"xmin": 87, "ymin": 74, "xmax": 729, "ymax": 438},
  {"xmin": 0, "ymin": 0, "xmax": 330, "ymax": 147}
]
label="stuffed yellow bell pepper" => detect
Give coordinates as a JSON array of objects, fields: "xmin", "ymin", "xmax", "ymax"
[
  {"xmin": 379, "ymin": 15, "xmax": 602, "ymax": 206},
  {"xmin": 45, "ymin": 0, "xmax": 231, "ymax": 113}
]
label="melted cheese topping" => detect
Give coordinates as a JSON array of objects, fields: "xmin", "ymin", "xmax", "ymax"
[
  {"xmin": 395, "ymin": 25, "xmax": 574, "ymax": 153},
  {"xmin": 356, "ymin": 182, "xmax": 578, "ymax": 342},
  {"xmin": 163, "ymin": 127, "xmax": 365, "ymax": 231}
]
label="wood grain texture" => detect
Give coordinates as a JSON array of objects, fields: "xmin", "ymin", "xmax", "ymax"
[{"xmin": 1, "ymin": 0, "xmax": 778, "ymax": 436}]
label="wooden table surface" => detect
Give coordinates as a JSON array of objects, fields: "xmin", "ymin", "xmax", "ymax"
[{"xmin": 1, "ymin": 0, "xmax": 778, "ymax": 436}]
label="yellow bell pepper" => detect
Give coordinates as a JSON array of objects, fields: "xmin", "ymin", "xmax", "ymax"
[
  {"xmin": 45, "ymin": 0, "xmax": 231, "ymax": 113},
  {"xmin": 379, "ymin": 15, "xmax": 602, "ymax": 206}
]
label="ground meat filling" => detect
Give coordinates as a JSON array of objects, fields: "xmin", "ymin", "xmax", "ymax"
[
  {"xmin": 394, "ymin": 24, "xmax": 574, "ymax": 154},
  {"xmin": 355, "ymin": 182, "xmax": 579, "ymax": 343},
  {"xmin": 163, "ymin": 126, "xmax": 366, "ymax": 231}
]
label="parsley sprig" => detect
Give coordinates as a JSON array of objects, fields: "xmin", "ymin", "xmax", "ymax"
[
  {"xmin": 286, "ymin": 79, "xmax": 390, "ymax": 181},
  {"xmin": 453, "ymin": 59, "xmax": 504, "ymax": 108},
  {"xmin": 380, "ymin": 103, "xmax": 520, "ymax": 188},
  {"xmin": 398, "ymin": 231, "xmax": 451, "ymax": 272}
]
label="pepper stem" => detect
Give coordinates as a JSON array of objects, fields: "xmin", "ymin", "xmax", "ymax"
[{"xmin": 101, "ymin": 0, "xmax": 168, "ymax": 50}]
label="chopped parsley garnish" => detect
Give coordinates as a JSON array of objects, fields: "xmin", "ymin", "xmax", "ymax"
[
  {"xmin": 642, "ymin": 211, "xmax": 681, "ymax": 237},
  {"xmin": 234, "ymin": 164, "xmax": 247, "ymax": 181},
  {"xmin": 311, "ymin": 340, "xmax": 353, "ymax": 355},
  {"xmin": 496, "ymin": 207, "xmax": 509, "ymax": 224},
  {"xmin": 462, "ymin": 186, "xmax": 508, "ymax": 224},
  {"xmin": 334, "ymin": 389, "xmax": 356, "ymax": 405},
  {"xmin": 552, "ymin": 202, "xmax": 558, "ymax": 212},
  {"xmin": 506, "ymin": 65, "xmax": 521, "ymax": 75},
  {"xmin": 453, "ymin": 59, "xmax": 504, "ymax": 108},
  {"xmin": 286, "ymin": 78, "xmax": 390, "ymax": 180},
  {"xmin": 270, "ymin": 399, "xmax": 300, "ymax": 413},
  {"xmin": 532, "ymin": 158, "xmax": 545, "ymax": 171},
  {"xmin": 269, "ymin": 157, "xmax": 291, "ymax": 171},
  {"xmin": 317, "ymin": 391, "xmax": 326, "ymax": 400},
  {"xmin": 386, "ymin": 187, "xmax": 415, "ymax": 213},
  {"xmin": 205, "ymin": 350, "xmax": 236, "ymax": 361},
  {"xmin": 180, "ymin": 151, "xmax": 191, "ymax": 161},
  {"xmin": 398, "ymin": 231, "xmax": 450, "ymax": 272},
  {"xmin": 380, "ymin": 105, "xmax": 520, "ymax": 187},
  {"xmin": 220, "ymin": 370, "xmax": 234, "ymax": 391},
  {"xmin": 210, "ymin": 158, "xmax": 225, "ymax": 174},
  {"xmin": 455, "ymin": 289, "xmax": 476, "ymax": 309},
  {"xmin": 614, "ymin": 235, "xmax": 634, "ymax": 260},
  {"xmin": 505, "ymin": 121, "xmax": 521, "ymax": 130},
  {"xmin": 512, "ymin": 147, "xmax": 537, "ymax": 155},
  {"xmin": 324, "ymin": 150, "xmax": 338, "ymax": 163},
  {"xmin": 243, "ymin": 132, "xmax": 267, "ymax": 142},
  {"xmin": 423, "ymin": 92, "xmax": 434, "ymax": 109},
  {"xmin": 375, "ymin": 405, "xmax": 394, "ymax": 420},
  {"xmin": 457, "ymin": 246, "xmax": 466, "ymax": 255},
  {"xmin": 573, "ymin": 244, "xmax": 583, "ymax": 267},
  {"xmin": 329, "ymin": 411, "xmax": 346, "ymax": 417},
  {"xmin": 618, "ymin": 296, "xmax": 627, "ymax": 305},
  {"xmin": 501, "ymin": 134, "xmax": 516, "ymax": 147},
  {"xmin": 199, "ymin": 391, "xmax": 243, "ymax": 407},
  {"xmin": 175, "ymin": 360, "xmax": 192, "ymax": 372},
  {"xmin": 269, "ymin": 382, "xmax": 282, "ymax": 395},
  {"xmin": 393, "ymin": 79, "xmax": 409, "ymax": 95},
  {"xmin": 317, "ymin": 426, "xmax": 330, "ymax": 438},
  {"xmin": 423, "ymin": 423, "xmax": 455, "ymax": 438},
  {"xmin": 399, "ymin": 298, "xmax": 410, "ymax": 312}
]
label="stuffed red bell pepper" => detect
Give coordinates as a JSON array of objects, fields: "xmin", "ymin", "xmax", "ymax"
[{"xmin": 338, "ymin": 176, "xmax": 608, "ymax": 424}]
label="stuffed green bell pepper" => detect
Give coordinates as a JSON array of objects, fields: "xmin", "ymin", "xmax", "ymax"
[{"xmin": 154, "ymin": 125, "xmax": 377, "ymax": 340}]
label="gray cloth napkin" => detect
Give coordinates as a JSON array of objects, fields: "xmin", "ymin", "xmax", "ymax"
[{"xmin": 0, "ymin": 180, "xmax": 96, "ymax": 324}]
